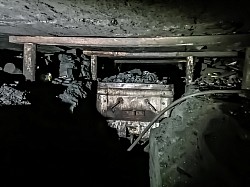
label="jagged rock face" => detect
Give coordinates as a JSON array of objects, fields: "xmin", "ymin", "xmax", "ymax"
[{"xmin": 0, "ymin": 0, "xmax": 249, "ymax": 37}]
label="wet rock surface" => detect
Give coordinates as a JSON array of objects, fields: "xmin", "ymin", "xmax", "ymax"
[
  {"xmin": 0, "ymin": 0, "xmax": 250, "ymax": 38},
  {"xmin": 150, "ymin": 94, "xmax": 250, "ymax": 187}
]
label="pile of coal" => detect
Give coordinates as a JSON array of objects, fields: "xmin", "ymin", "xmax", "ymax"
[
  {"xmin": 102, "ymin": 69, "xmax": 161, "ymax": 84},
  {"xmin": 56, "ymin": 80, "xmax": 88, "ymax": 113},
  {"xmin": 196, "ymin": 58, "xmax": 242, "ymax": 89},
  {"xmin": 0, "ymin": 84, "xmax": 30, "ymax": 106},
  {"xmin": 58, "ymin": 51, "xmax": 91, "ymax": 80},
  {"xmin": 50, "ymin": 50, "xmax": 92, "ymax": 113}
]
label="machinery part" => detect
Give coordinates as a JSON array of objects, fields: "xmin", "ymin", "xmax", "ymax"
[
  {"xmin": 111, "ymin": 97, "xmax": 123, "ymax": 112},
  {"xmin": 145, "ymin": 99, "xmax": 158, "ymax": 112},
  {"xmin": 127, "ymin": 89, "xmax": 243, "ymax": 151},
  {"xmin": 23, "ymin": 43, "xmax": 36, "ymax": 81}
]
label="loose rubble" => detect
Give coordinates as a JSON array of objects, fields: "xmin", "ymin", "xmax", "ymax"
[
  {"xmin": 196, "ymin": 58, "xmax": 242, "ymax": 89},
  {"xmin": 58, "ymin": 52, "xmax": 91, "ymax": 80},
  {"xmin": 0, "ymin": 84, "xmax": 30, "ymax": 106},
  {"xmin": 51, "ymin": 50, "xmax": 92, "ymax": 112},
  {"xmin": 52, "ymin": 77, "xmax": 90, "ymax": 112},
  {"xmin": 102, "ymin": 69, "xmax": 166, "ymax": 84}
]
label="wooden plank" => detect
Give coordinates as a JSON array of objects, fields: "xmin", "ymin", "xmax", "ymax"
[
  {"xmin": 186, "ymin": 56, "xmax": 195, "ymax": 85},
  {"xmin": 83, "ymin": 51, "xmax": 238, "ymax": 58},
  {"xmin": 114, "ymin": 59, "xmax": 187, "ymax": 64},
  {"xmin": 23, "ymin": 43, "xmax": 36, "ymax": 81},
  {"xmin": 91, "ymin": 55, "xmax": 97, "ymax": 80},
  {"xmin": 9, "ymin": 35, "xmax": 250, "ymax": 49},
  {"xmin": 242, "ymin": 48, "xmax": 250, "ymax": 89}
]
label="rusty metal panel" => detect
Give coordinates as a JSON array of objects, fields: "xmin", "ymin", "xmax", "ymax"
[
  {"xmin": 23, "ymin": 43, "xmax": 36, "ymax": 81},
  {"xmin": 97, "ymin": 82, "xmax": 174, "ymax": 138}
]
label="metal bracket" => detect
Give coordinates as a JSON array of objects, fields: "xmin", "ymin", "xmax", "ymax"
[
  {"xmin": 145, "ymin": 99, "xmax": 157, "ymax": 112},
  {"xmin": 111, "ymin": 97, "xmax": 123, "ymax": 112}
]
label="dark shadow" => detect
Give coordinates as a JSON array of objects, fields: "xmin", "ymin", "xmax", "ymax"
[{"xmin": 0, "ymin": 81, "xmax": 149, "ymax": 187}]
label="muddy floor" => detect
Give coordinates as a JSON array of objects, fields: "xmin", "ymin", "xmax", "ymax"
[{"xmin": 0, "ymin": 82, "xmax": 149, "ymax": 187}]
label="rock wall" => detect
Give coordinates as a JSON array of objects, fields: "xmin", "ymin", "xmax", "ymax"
[{"xmin": 0, "ymin": 0, "xmax": 249, "ymax": 37}]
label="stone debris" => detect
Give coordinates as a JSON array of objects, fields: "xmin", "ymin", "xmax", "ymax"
[
  {"xmin": 196, "ymin": 58, "xmax": 242, "ymax": 89},
  {"xmin": 102, "ymin": 69, "xmax": 165, "ymax": 84},
  {"xmin": 52, "ymin": 77, "xmax": 90, "ymax": 113},
  {"xmin": 57, "ymin": 81, "xmax": 88, "ymax": 113},
  {"xmin": 51, "ymin": 52, "xmax": 92, "ymax": 113},
  {"xmin": 58, "ymin": 53, "xmax": 78, "ymax": 79},
  {"xmin": 0, "ymin": 84, "xmax": 30, "ymax": 106},
  {"xmin": 58, "ymin": 51, "xmax": 91, "ymax": 80}
]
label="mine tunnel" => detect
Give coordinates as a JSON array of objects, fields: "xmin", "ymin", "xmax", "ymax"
[{"xmin": 1, "ymin": 0, "xmax": 250, "ymax": 187}]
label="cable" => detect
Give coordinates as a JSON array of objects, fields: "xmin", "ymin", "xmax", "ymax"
[{"xmin": 127, "ymin": 89, "xmax": 243, "ymax": 151}]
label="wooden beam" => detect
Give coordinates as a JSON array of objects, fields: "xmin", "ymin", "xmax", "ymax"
[
  {"xmin": 83, "ymin": 51, "xmax": 238, "ymax": 58},
  {"xmin": 23, "ymin": 43, "xmax": 36, "ymax": 81},
  {"xmin": 242, "ymin": 48, "xmax": 250, "ymax": 89},
  {"xmin": 9, "ymin": 35, "xmax": 250, "ymax": 49},
  {"xmin": 114, "ymin": 59, "xmax": 187, "ymax": 64},
  {"xmin": 186, "ymin": 56, "xmax": 195, "ymax": 85},
  {"xmin": 91, "ymin": 55, "xmax": 97, "ymax": 80}
]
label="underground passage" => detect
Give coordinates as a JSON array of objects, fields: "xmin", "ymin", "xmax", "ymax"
[{"xmin": 0, "ymin": 1, "xmax": 250, "ymax": 187}]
